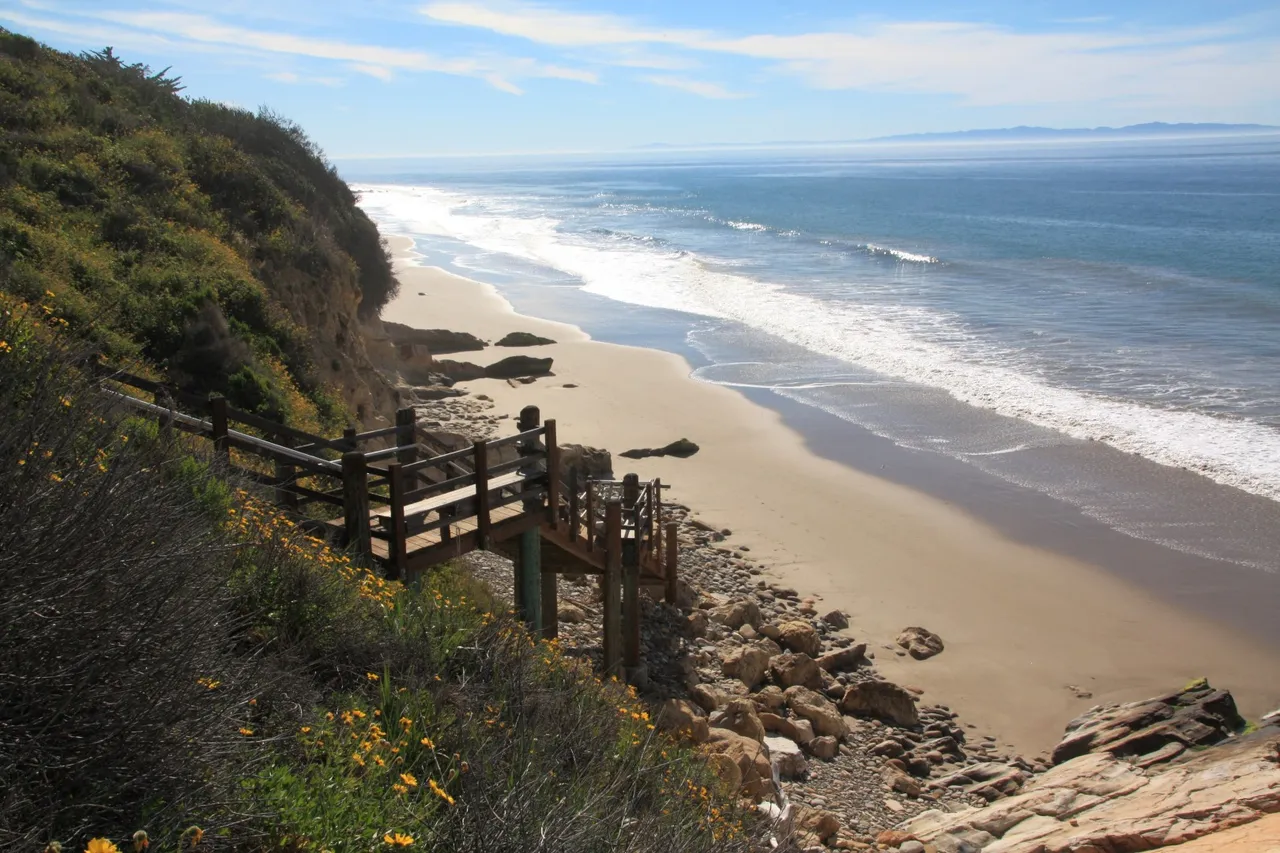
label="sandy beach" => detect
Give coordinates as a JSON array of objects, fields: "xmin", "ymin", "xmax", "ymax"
[{"xmin": 381, "ymin": 235, "xmax": 1280, "ymax": 754}]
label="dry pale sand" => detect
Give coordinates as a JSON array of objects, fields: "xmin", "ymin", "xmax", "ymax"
[{"xmin": 381, "ymin": 236, "xmax": 1280, "ymax": 755}]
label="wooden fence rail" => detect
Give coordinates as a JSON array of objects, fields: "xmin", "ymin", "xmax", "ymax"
[{"xmin": 98, "ymin": 373, "xmax": 679, "ymax": 679}]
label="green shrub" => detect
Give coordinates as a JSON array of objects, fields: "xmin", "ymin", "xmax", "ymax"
[{"xmin": 0, "ymin": 29, "xmax": 397, "ymax": 431}]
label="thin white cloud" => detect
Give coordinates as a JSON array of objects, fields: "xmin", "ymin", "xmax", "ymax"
[
  {"xmin": 641, "ymin": 75, "xmax": 744, "ymax": 100},
  {"xmin": 420, "ymin": 1, "xmax": 1280, "ymax": 108},
  {"xmin": 421, "ymin": 1, "xmax": 710, "ymax": 47},
  {"xmin": 267, "ymin": 70, "xmax": 344, "ymax": 86},
  {"xmin": 5, "ymin": 5, "xmax": 598, "ymax": 94},
  {"xmin": 349, "ymin": 63, "xmax": 395, "ymax": 81}
]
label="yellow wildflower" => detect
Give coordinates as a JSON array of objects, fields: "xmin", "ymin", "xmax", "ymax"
[
  {"xmin": 366, "ymin": 672, "xmax": 379, "ymax": 682},
  {"xmin": 383, "ymin": 833, "xmax": 414, "ymax": 847},
  {"xmin": 238, "ymin": 727, "xmax": 254, "ymax": 736},
  {"xmin": 86, "ymin": 840, "xmax": 119, "ymax": 853},
  {"xmin": 428, "ymin": 778, "xmax": 455, "ymax": 806},
  {"xmin": 420, "ymin": 736, "xmax": 434, "ymax": 748},
  {"xmin": 392, "ymin": 783, "xmax": 408, "ymax": 795},
  {"xmin": 399, "ymin": 772, "xmax": 418, "ymax": 788}
]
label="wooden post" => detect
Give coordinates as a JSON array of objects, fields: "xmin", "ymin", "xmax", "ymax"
[
  {"xmin": 545, "ymin": 418, "xmax": 560, "ymax": 529},
  {"xmin": 584, "ymin": 480, "xmax": 595, "ymax": 552},
  {"xmin": 343, "ymin": 426, "xmax": 358, "ymax": 452},
  {"xmin": 540, "ymin": 564, "xmax": 558, "ymax": 640},
  {"xmin": 514, "ymin": 406, "xmax": 543, "ymax": 633},
  {"xmin": 623, "ymin": 528, "xmax": 641, "ymax": 671},
  {"xmin": 652, "ymin": 477, "xmax": 662, "ymax": 564},
  {"xmin": 622, "ymin": 473, "xmax": 640, "ymax": 568},
  {"xmin": 664, "ymin": 521, "xmax": 679, "ymax": 606},
  {"xmin": 473, "ymin": 440, "xmax": 490, "ymax": 550},
  {"xmin": 396, "ymin": 407, "xmax": 418, "ymax": 480},
  {"xmin": 342, "ymin": 452, "xmax": 371, "ymax": 558},
  {"xmin": 275, "ymin": 434, "xmax": 299, "ymax": 509},
  {"xmin": 567, "ymin": 465, "xmax": 580, "ymax": 543},
  {"xmin": 652, "ymin": 478, "xmax": 661, "ymax": 541},
  {"xmin": 602, "ymin": 500, "xmax": 623, "ymax": 676},
  {"xmin": 154, "ymin": 384, "xmax": 174, "ymax": 432},
  {"xmin": 518, "ymin": 528, "xmax": 542, "ymax": 632},
  {"xmin": 518, "ymin": 405, "xmax": 541, "ymax": 439},
  {"xmin": 210, "ymin": 396, "xmax": 229, "ymax": 463},
  {"xmin": 622, "ymin": 473, "xmax": 640, "ymax": 508},
  {"xmin": 387, "ymin": 463, "xmax": 408, "ymax": 582}
]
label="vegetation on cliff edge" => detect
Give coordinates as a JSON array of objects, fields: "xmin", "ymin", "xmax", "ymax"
[{"xmin": 0, "ymin": 30, "xmax": 396, "ymax": 429}]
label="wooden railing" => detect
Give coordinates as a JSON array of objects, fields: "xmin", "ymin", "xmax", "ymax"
[
  {"xmin": 98, "ymin": 369, "xmax": 680, "ymax": 676},
  {"xmin": 98, "ymin": 370, "xmax": 561, "ymax": 577}
]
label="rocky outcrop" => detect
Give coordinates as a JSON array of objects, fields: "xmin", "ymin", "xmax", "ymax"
[
  {"xmin": 897, "ymin": 626, "xmax": 945, "ymax": 660},
  {"xmin": 619, "ymin": 438, "xmax": 700, "ymax": 459},
  {"xmin": 434, "ymin": 359, "xmax": 487, "ymax": 382},
  {"xmin": 382, "ymin": 322, "xmax": 486, "ymax": 354},
  {"xmin": 903, "ymin": 733, "xmax": 1280, "ymax": 852},
  {"xmin": 485, "ymin": 355, "xmax": 554, "ymax": 379},
  {"xmin": 1052, "ymin": 678, "xmax": 1245, "ymax": 765},
  {"xmin": 495, "ymin": 331, "xmax": 555, "ymax": 347},
  {"xmin": 840, "ymin": 680, "xmax": 921, "ymax": 728},
  {"xmin": 560, "ymin": 444, "xmax": 613, "ymax": 481}
]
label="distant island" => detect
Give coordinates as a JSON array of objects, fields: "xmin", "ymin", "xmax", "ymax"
[
  {"xmin": 869, "ymin": 122, "xmax": 1280, "ymax": 143},
  {"xmin": 633, "ymin": 122, "xmax": 1279, "ymax": 152}
]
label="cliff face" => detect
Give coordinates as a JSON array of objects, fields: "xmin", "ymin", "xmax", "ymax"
[{"xmin": 0, "ymin": 30, "xmax": 397, "ymax": 429}]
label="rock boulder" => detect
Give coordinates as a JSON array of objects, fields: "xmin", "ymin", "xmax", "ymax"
[
  {"xmin": 1051, "ymin": 678, "xmax": 1246, "ymax": 766},
  {"xmin": 776, "ymin": 620, "xmax": 822, "ymax": 657},
  {"xmin": 710, "ymin": 698, "xmax": 766, "ymax": 743},
  {"xmin": 785, "ymin": 686, "xmax": 849, "ymax": 739},
  {"xmin": 896, "ymin": 626, "xmax": 945, "ymax": 660},
  {"xmin": 484, "ymin": 355, "xmax": 553, "ymax": 379},
  {"xmin": 840, "ymin": 680, "xmax": 920, "ymax": 727},
  {"xmin": 703, "ymin": 728, "xmax": 773, "ymax": 799},
  {"xmin": 770, "ymin": 652, "xmax": 823, "ymax": 690}
]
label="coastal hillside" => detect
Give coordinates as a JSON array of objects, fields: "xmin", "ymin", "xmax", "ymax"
[
  {"xmin": 0, "ymin": 29, "xmax": 395, "ymax": 428},
  {"xmin": 0, "ymin": 31, "xmax": 754, "ymax": 853}
]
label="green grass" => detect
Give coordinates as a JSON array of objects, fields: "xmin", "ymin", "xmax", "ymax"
[{"xmin": 0, "ymin": 311, "xmax": 756, "ymax": 852}]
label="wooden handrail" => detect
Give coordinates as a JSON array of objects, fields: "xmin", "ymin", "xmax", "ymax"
[
  {"xmin": 103, "ymin": 388, "xmax": 342, "ymax": 475},
  {"xmin": 403, "ymin": 444, "xmax": 474, "ymax": 474},
  {"xmin": 486, "ymin": 425, "xmax": 547, "ymax": 451}
]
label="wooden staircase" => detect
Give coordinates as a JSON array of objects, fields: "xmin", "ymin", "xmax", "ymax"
[{"xmin": 100, "ymin": 369, "xmax": 679, "ymax": 675}]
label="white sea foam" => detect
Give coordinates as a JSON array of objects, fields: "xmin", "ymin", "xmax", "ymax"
[
  {"xmin": 356, "ymin": 183, "xmax": 1280, "ymax": 504},
  {"xmin": 866, "ymin": 244, "xmax": 940, "ymax": 264},
  {"xmin": 726, "ymin": 220, "xmax": 768, "ymax": 231}
]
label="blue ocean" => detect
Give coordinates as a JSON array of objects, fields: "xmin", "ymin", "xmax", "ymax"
[{"xmin": 348, "ymin": 134, "xmax": 1280, "ymax": 575}]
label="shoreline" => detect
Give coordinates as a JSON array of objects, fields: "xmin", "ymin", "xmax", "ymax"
[{"xmin": 380, "ymin": 234, "xmax": 1280, "ymax": 754}]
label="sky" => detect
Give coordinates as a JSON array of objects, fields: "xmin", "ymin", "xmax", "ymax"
[{"xmin": 4, "ymin": 0, "xmax": 1280, "ymax": 158}]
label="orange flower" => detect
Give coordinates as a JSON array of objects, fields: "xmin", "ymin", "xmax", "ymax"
[{"xmin": 383, "ymin": 833, "xmax": 414, "ymax": 847}]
